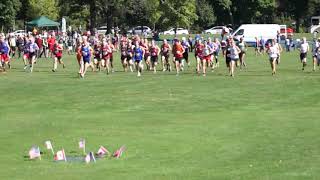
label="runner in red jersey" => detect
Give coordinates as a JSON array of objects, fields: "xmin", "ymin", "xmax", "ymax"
[
  {"xmin": 149, "ymin": 40, "xmax": 160, "ymax": 73},
  {"xmin": 101, "ymin": 39, "xmax": 113, "ymax": 74},
  {"xmin": 108, "ymin": 39, "xmax": 116, "ymax": 73},
  {"xmin": 52, "ymin": 40, "xmax": 65, "ymax": 72},
  {"xmin": 93, "ymin": 41, "xmax": 102, "ymax": 71},
  {"xmin": 194, "ymin": 39, "xmax": 204, "ymax": 73},
  {"xmin": 120, "ymin": 40, "xmax": 129, "ymax": 72},
  {"xmin": 172, "ymin": 40, "xmax": 185, "ymax": 76},
  {"xmin": 47, "ymin": 35, "xmax": 55, "ymax": 58},
  {"xmin": 161, "ymin": 39, "xmax": 172, "ymax": 72},
  {"xmin": 141, "ymin": 38, "xmax": 151, "ymax": 70}
]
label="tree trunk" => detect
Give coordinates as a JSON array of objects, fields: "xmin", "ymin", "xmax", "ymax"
[
  {"xmin": 228, "ymin": 9, "xmax": 234, "ymax": 26},
  {"xmin": 295, "ymin": 18, "xmax": 300, "ymax": 33},
  {"xmin": 89, "ymin": 1, "xmax": 96, "ymax": 33},
  {"xmin": 106, "ymin": 6, "xmax": 114, "ymax": 35}
]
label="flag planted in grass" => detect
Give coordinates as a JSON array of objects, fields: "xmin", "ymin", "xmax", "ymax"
[
  {"xmin": 113, "ymin": 146, "xmax": 126, "ymax": 159},
  {"xmin": 96, "ymin": 146, "xmax": 110, "ymax": 157},
  {"xmin": 45, "ymin": 140, "xmax": 54, "ymax": 155},
  {"xmin": 54, "ymin": 149, "xmax": 67, "ymax": 162},
  {"xmin": 79, "ymin": 139, "xmax": 85, "ymax": 154},
  {"xmin": 29, "ymin": 146, "xmax": 41, "ymax": 160},
  {"xmin": 85, "ymin": 152, "xmax": 96, "ymax": 164}
]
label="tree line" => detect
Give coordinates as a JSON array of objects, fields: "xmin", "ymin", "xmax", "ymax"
[{"xmin": 1, "ymin": 0, "xmax": 320, "ymax": 33}]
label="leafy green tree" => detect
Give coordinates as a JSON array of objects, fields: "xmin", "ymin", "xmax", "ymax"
[
  {"xmin": 195, "ymin": 0, "xmax": 216, "ymax": 29},
  {"xmin": 27, "ymin": 0, "xmax": 59, "ymax": 20},
  {"xmin": 159, "ymin": 0, "xmax": 198, "ymax": 30},
  {"xmin": 232, "ymin": 0, "xmax": 276, "ymax": 24},
  {"xmin": 98, "ymin": 0, "xmax": 125, "ymax": 33},
  {"xmin": 57, "ymin": 0, "xmax": 90, "ymax": 30},
  {"xmin": 146, "ymin": 0, "xmax": 162, "ymax": 30},
  {"xmin": 0, "ymin": 0, "xmax": 21, "ymax": 31},
  {"xmin": 279, "ymin": 0, "xmax": 310, "ymax": 32}
]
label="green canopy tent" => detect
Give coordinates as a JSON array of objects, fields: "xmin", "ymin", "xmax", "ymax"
[{"xmin": 26, "ymin": 16, "xmax": 60, "ymax": 28}]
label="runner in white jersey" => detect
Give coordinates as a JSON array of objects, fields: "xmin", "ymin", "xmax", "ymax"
[
  {"xmin": 228, "ymin": 39, "xmax": 241, "ymax": 77},
  {"xmin": 299, "ymin": 37, "xmax": 309, "ymax": 71},
  {"xmin": 237, "ymin": 37, "xmax": 247, "ymax": 69},
  {"xmin": 312, "ymin": 38, "xmax": 320, "ymax": 71},
  {"xmin": 267, "ymin": 39, "xmax": 279, "ymax": 75}
]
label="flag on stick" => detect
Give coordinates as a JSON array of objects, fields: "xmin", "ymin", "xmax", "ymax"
[
  {"xmin": 96, "ymin": 146, "xmax": 110, "ymax": 157},
  {"xmin": 54, "ymin": 149, "xmax": 67, "ymax": 162},
  {"xmin": 79, "ymin": 139, "xmax": 85, "ymax": 154},
  {"xmin": 45, "ymin": 140, "xmax": 54, "ymax": 155},
  {"xmin": 29, "ymin": 146, "xmax": 41, "ymax": 160},
  {"xmin": 113, "ymin": 145, "xmax": 126, "ymax": 159},
  {"xmin": 85, "ymin": 152, "xmax": 96, "ymax": 164}
]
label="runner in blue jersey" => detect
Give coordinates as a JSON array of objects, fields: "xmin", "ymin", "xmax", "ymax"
[
  {"xmin": 0, "ymin": 36, "xmax": 10, "ymax": 71},
  {"xmin": 133, "ymin": 41, "xmax": 145, "ymax": 77},
  {"xmin": 80, "ymin": 36, "xmax": 93, "ymax": 78}
]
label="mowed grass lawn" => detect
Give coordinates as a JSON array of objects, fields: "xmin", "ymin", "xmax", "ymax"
[{"xmin": 0, "ymin": 48, "xmax": 320, "ymax": 180}]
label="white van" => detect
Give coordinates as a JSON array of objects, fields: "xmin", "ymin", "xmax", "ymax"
[{"xmin": 231, "ymin": 24, "xmax": 281, "ymax": 46}]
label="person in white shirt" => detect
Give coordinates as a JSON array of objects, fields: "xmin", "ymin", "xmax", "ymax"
[
  {"xmin": 312, "ymin": 38, "xmax": 320, "ymax": 71},
  {"xmin": 228, "ymin": 39, "xmax": 241, "ymax": 77},
  {"xmin": 267, "ymin": 39, "xmax": 279, "ymax": 75},
  {"xmin": 9, "ymin": 34, "xmax": 16, "ymax": 58},
  {"xmin": 299, "ymin": 37, "xmax": 309, "ymax": 71}
]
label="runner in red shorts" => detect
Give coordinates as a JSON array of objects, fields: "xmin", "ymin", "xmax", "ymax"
[
  {"xmin": 0, "ymin": 36, "xmax": 11, "ymax": 71},
  {"xmin": 52, "ymin": 40, "xmax": 65, "ymax": 72},
  {"xmin": 201, "ymin": 40, "xmax": 214, "ymax": 76},
  {"xmin": 108, "ymin": 39, "xmax": 116, "ymax": 73},
  {"xmin": 172, "ymin": 39, "xmax": 185, "ymax": 76},
  {"xmin": 194, "ymin": 39, "xmax": 204, "ymax": 74},
  {"xmin": 47, "ymin": 35, "xmax": 55, "ymax": 58}
]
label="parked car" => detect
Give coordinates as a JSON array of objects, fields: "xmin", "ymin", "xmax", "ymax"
[
  {"xmin": 162, "ymin": 28, "xmax": 189, "ymax": 35},
  {"xmin": 280, "ymin": 27, "xmax": 294, "ymax": 39},
  {"xmin": 13, "ymin": 30, "xmax": 27, "ymax": 37},
  {"xmin": 203, "ymin": 26, "xmax": 232, "ymax": 35},
  {"xmin": 97, "ymin": 26, "xmax": 115, "ymax": 35},
  {"xmin": 127, "ymin": 26, "xmax": 152, "ymax": 36}
]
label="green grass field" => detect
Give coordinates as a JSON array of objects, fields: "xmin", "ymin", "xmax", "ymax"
[{"xmin": 1, "ymin": 48, "xmax": 320, "ymax": 180}]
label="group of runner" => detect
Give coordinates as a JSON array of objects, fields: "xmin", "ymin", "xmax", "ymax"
[
  {"xmin": 71, "ymin": 34, "xmax": 251, "ymax": 77},
  {"xmin": 0, "ymin": 31, "xmax": 319, "ymax": 77}
]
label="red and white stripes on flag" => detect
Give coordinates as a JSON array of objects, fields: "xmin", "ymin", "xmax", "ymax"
[
  {"xmin": 85, "ymin": 152, "xmax": 96, "ymax": 164},
  {"xmin": 113, "ymin": 145, "xmax": 126, "ymax": 159},
  {"xmin": 54, "ymin": 149, "xmax": 67, "ymax": 161},
  {"xmin": 29, "ymin": 146, "xmax": 41, "ymax": 160},
  {"xmin": 97, "ymin": 146, "xmax": 110, "ymax": 157}
]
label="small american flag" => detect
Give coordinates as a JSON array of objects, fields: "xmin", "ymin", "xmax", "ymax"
[
  {"xmin": 85, "ymin": 152, "xmax": 96, "ymax": 164},
  {"xmin": 113, "ymin": 145, "xmax": 126, "ymax": 159},
  {"xmin": 97, "ymin": 146, "xmax": 110, "ymax": 156},
  {"xmin": 54, "ymin": 149, "xmax": 66, "ymax": 161},
  {"xmin": 29, "ymin": 146, "xmax": 41, "ymax": 160},
  {"xmin": 79, "ymin": 139, "xmax": 85, "ymax": 149}
]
